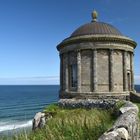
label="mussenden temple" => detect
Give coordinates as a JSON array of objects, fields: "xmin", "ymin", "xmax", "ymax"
[
  {"xmin": 57, "ymin": 10, "xmax": 137, "ymax": 100},
  {"xmin": 32, "ymin": 10, "xmax": 140, "ymax": 139},
  {"xmin": 32, "ymin": 10, "xmax": 140, "ymax": 140}
]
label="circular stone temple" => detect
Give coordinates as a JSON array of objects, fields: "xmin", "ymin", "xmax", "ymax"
[{"xmin": 57, "ymin": 10, "xmax": 137, "ymax": 100}]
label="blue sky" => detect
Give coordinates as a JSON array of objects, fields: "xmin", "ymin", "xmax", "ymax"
[{"xmin": 0, "ymin": 0, "xmax": 139, "ymax": 85}]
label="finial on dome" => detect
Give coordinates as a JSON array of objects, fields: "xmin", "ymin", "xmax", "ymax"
[{"xmin": 91, "ymin": 10, "xmax": 98, "ymax": 22}]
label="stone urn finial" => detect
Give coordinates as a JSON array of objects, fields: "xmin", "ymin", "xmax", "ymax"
[{"xmin": 92, "ymin": 10, "xmax": 98, "ymax": 22}]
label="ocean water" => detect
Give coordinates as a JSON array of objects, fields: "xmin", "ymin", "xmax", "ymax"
[
  {"xmin": 0, "ymin": 85, "xmax": 59, "ymax": 135},
  {"xmin": 0, "ymin": 85, "xmax": 140, "ymax": 135}
]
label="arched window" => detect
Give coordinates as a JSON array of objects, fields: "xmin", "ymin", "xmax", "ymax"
[{"xmin": 70, "ymin": 64, "xmax": 77, "ymax": 88}]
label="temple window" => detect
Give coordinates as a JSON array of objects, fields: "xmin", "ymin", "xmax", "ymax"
[{"xmin": 70, "ymin": 64, "xmax": 77, "ymax": 88}]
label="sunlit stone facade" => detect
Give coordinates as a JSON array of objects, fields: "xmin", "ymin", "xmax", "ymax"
[{"xmin": 57, "ymin": 11, "xmax": 137, "ymax": 100}]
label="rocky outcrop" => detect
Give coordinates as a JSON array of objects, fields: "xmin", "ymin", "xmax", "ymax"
[
  {"xmin": 99, "ymin": 101, "xmax": 139, "ymax": 140},
  {"xmin": 32, "ymin": 112, "xmax": 54, "ymax": 130},
  {"xmin": 58, "ymin": 99, "xmax": 117, "ymax": 109},
  {"xmin": 32, "ymin": 112, "xmax": 46, "ymax": 130}
]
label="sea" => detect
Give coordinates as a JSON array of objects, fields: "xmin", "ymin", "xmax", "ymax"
[
  {"xmin": 0, "ymin": 85, "xmax": 59, "ymax": 135},
  {"xmin": 0, "ymin": 85, "xmax": 140, "ymax": 136}
]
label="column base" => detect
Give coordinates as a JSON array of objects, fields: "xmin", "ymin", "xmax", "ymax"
[{"xmin": 59, "ymin": 91, "xmax": 130, "ymax": 100}]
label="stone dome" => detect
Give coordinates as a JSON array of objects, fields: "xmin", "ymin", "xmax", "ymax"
[
  {"xmin": 57, "ymin": 10, "xmax": 136, "ymax": 50},
  {"xmin": 71, "ymin": 22, "xmax": 122, "ymax": 37}
]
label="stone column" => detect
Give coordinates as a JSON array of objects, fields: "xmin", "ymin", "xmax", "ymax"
[
  {"xmin": 109, "ymin": 49, "xmax": 114, "ymax": 92},
  {"xmin": 130, "ymin": 52, "xmax": 134, "ymax": 91},
  {"xmin": 60, "ymin": 54, "xmax": 63, "ymax": 91},
  {"xmin": 123, "ymin": 51, "xmax": 127, "ymax": 91},
  {"xmin": 93, "ymin": 49, "xmax": 97, "ymax": 92},
  {"xmin": 77, "ymin": 50, "xmax": 81, "ymax": 92},
  {"xmin": 65, "ymin": 53, "xmax": 69, "ymax": 92}
]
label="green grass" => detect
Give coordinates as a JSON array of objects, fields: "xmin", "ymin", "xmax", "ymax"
[{"xmin": 0, "ymin": 102, "xmax": 124, "ymax": 140}]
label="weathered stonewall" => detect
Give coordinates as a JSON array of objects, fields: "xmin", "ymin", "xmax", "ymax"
[
  {"xmin": 99, "ymin": 101, "xmax": 139, "ymax": 140},
  {"xmin": 119, "ymin": 101, "xmax": 139, "ymax": 114},
  {"xmin": 99, "ymin": 127, "xmax": 129, "ymax": 140}
]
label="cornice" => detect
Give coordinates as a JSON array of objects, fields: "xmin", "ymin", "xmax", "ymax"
[{"xmin": 57, "ymin": 34, "xmax": 137, "ymax": 51}]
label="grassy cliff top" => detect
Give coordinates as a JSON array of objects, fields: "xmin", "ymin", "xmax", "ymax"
[{"xmin": 1, "ymin": 101, "xmax": 125, "ymax": 140}]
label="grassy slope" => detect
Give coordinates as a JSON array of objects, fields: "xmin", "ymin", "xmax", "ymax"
[{"xmin": 0, "ymin": 101, "xmax": 125, "ymax": 140}]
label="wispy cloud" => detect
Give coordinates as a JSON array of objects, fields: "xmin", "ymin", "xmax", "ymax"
[{"xmin": 0, "ymin": 76, "xmax": 59, "ymax": 85}]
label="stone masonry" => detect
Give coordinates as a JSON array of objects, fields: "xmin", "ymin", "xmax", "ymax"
[{"xmin": 57, "ymin": 11, "xmax": 137, "ymax": 100}]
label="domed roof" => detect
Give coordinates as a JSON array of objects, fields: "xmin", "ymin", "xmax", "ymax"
[
  {"xmin": 57, "ymin": 10, "xmax": 137, "ymax": 51},
  {"xmin": 71, "ymin": 22, "xmax": 122, "ymax": 37},
  {"xmin": 71, "ymin": 10, "xmax": 122, "ymax": 37}
]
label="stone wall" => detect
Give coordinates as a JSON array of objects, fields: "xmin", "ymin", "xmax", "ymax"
[
  {"xmin": 61, "ymin": 49, "xmax": 132, "ymax": 93},
  {"xmin": 97, "ymin": 50, "xmax": 109, "ymax": 92},
  {"xmin": 59, "ymin": 40, "xmax": 135, "ymax": 99},
  {"xmin": 81, "ymin": 50, "xmax": 92, "ymax": 92},
  {"xmin": 99, "ymin": 101, "xmax": 139, "ymax": 140},
  {"xmin": 58, "ymin": 98, "xmax": 117, "ymax": 109},
  {"xmin": 113, "ymin": 50, "xmax": 123, "ymax": 91}
]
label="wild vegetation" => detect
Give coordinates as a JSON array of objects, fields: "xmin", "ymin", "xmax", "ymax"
[{"xmin": 0, "ymin": 101, "xmax": 128, "ymax": 140}]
